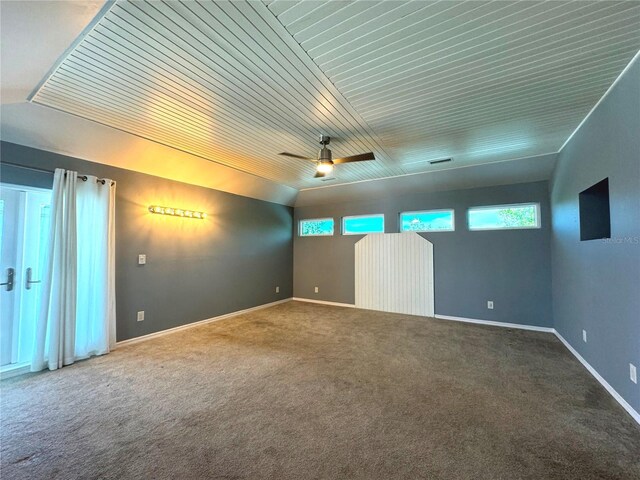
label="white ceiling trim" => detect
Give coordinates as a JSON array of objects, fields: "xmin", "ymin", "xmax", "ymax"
[
  {"xmin": 558, "ymin": 48, "xmax": 640, "ymax": 153},
  {"xmin": 26, "ymin": 0, "xmax": 117, "ymax": 103}
]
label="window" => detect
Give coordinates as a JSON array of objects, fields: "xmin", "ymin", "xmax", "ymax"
[
  {"xmin": 342, "ymin": 214, "xmax": 384, "ymax": 235},
  {"xmin": 299, "ymin": 218, "xmax": 334, "ymax": 236},
  {"xmin": 400, "ymin": 209, "xmax": 454, "ymax": 232},
  {"xmin": 468, "ymin": 203, "xmax": 540, "ymax": 230}
]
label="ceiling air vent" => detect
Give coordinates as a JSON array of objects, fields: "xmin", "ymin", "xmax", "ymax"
[
  {"xmin": 320, "ymin": 177, "xmax": 336, "ymax": 182},
  {"xmin": 428, "ymin": 158, "xmax": 452, "ymax": 165}
]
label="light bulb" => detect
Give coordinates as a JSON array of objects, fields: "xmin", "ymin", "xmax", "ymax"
[
  {"xmin": 316, "ymin": 162, "xmax": 333, "ymax": 174},
  {"xmin": 149, "ymin": 206, "xmax": 206, "ymax": 219}
]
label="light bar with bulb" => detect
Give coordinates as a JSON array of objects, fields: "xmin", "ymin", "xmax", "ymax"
[{"xmin": 148, "ymin": 205, "xmax": 207, "ymax": 219}]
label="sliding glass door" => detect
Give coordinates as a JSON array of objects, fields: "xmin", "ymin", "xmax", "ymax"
[{"xmin": 0, "ymin": 184, "xmax": 51, "ymax": 370}]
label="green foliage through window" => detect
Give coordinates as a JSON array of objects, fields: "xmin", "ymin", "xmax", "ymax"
[
  {"xmin": 497, "ymin": 207, "xmax": 536, "ymax": 227},
  {"xmin": 468, "ymin": 204, "xmax": 539, "ymax": 230},
  {"xmin": 299, "ymin": 218, "xmax": 334, "ymax": 236}
]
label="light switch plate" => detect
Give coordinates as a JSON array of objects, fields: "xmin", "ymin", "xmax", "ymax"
[
  {"xmin": 137, "ymin": 311, "xmax": 145, "ymax": 322},
  {"xmin": 487, "ymin": 301, "xmax": 494, "ymax": 309},
  {"xmin": 631, "ymin": 363, "xmax": 637, "ymax": 384},
  {"xmin": 138, "ymin": 254, "xmax": 146, "ymax": 265}
]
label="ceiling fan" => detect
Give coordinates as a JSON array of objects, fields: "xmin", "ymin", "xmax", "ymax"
[{"xmin": 279, "ymin": 135, "xmax": 375, "ymax": 178}]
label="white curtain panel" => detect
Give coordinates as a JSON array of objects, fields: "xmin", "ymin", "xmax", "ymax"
[
  {"xmin": 75, "ymin": 175, "xmax": 116, "ymax": 358},
  {"xmin": 32, "ymin": 169, "xmax": 78, "ymax": 371},
  {"xmin": 31, "ymin": 169, "xmax": 116, "ymax": 372}
]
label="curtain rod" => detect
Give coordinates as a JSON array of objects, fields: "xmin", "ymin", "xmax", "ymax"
[{"xmin": 1, "ymin": 161, "xmax": 114, "ymax": 186}]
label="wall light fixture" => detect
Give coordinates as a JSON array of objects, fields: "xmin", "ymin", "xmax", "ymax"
[{"xmin": 148, "ymin": 205, "xmax": 207, "ymax": 219}]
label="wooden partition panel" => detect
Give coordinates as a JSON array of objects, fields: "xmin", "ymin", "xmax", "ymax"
[{"xmin": 355, "ymin": 233, "xmax": 434, "ymax": 317}]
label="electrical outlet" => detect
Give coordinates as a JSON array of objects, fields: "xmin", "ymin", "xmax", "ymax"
[
  {"xmin": 137, "ymin": 311, "xmax": 145, "ymax": 322},
  {"xmin": 275, "ymin": 286, "xmax": 280, "ymax": 293},
  {"xmin": 582, "ymin": 330, "xmax": 587, "ymax": 343},
  {"xmin": 631, "ymin": 363, "xmax": 637, "ymax": 384},
  {"xmin": 487, "ymin": 301, "xmax": 494, "ymax": 309},
  {"xmin": 138, "ymin": 254, "xmax": 146, "ymax": 265},
  {"xmin": 314, "ymin": 286, "xmax": 319, "ymax": 293}
]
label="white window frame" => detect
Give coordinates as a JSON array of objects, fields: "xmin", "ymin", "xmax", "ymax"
[
  {"xmin": 399, "ymin": 209, "xmax": 455, "ymax": 233},
  {"xmin": 342, "ymin": 214, "xmax": 385, "ymax": 235},
  {"xmin": 298, "ymin": 217, "xmax": 334, "ymax": 237},
  {"xmin": 467, "ymin": 202, "xmax": 541, "ymax": 231}
]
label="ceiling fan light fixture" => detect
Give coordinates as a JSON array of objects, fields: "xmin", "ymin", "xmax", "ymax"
[
  {"xmin": 316, "ymin": 162, "xmax": 334, "ymax": 174},
  {"xmin": 279, "ymin": 135, "xmax": 374, "ymax": 179}
]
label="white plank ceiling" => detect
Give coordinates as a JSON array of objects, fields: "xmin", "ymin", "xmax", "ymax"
[{"xmin": 32, "ymin": 1, "xmax": 640, "ymax": 190}]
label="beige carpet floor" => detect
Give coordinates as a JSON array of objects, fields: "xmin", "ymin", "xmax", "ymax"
[{"xmin": 1, "ymin": 301, "xmax": 639, "ymax": 480}]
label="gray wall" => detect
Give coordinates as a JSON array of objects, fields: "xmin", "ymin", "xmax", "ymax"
[
  {"xmin": 0, "ymin": 141, "xmax": 294, "ymax": 341},
  {"xmin": 550, "ymin": 59, "xmax": 640, "ymax": 410},
  {"xmin": 294, "ymin": 181, "xmax": 552, "ymax": 327}
]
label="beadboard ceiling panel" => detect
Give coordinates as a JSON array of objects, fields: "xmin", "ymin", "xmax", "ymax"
[
  {"xmin": 31, "ymin": 0, "xmax": 403, "ymax": 189},
  {"xmin": 31, "ymin": 0, "xmax": 640, "ymax": 190},
  {"xmin": 270, "ymin": 0, "xmax": 640, "ymax": 176}
]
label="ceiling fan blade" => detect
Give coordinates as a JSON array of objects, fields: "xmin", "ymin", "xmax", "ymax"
[
  {"xmin": 314, "ymin": 171, "xmax": 326, "ymax": 178},
  {"xmin": 332, "ymin": 152, "xmax": 375, "ymax": 164},
  {"xmin": 279, "ymin": 152, "xmax": 313, "ymax": 160}
]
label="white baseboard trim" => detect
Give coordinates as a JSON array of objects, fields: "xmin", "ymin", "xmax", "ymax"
[
  {"xmin": 116, "ymin": 298, "xmax": 293, "ymax": 348},
  {"xmin": 553, "ymin": 330, "xmax": 639, "ymax": 425},
  {"xmin": 434, "ymin": 314, "xmax": 554, "ymax": 333},
  {"xmin": 0, "ymin": 363, "xmax": 31, "ymax": 380},
  {"xmin": 292, "ymin": 297, "xmax": 356, "ymax": 308}
]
